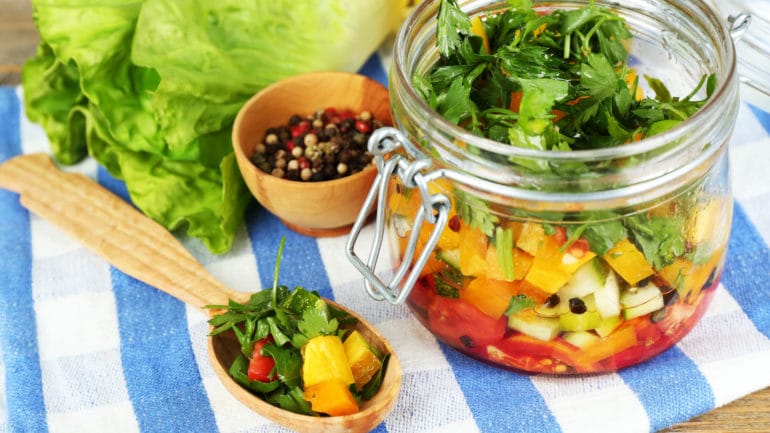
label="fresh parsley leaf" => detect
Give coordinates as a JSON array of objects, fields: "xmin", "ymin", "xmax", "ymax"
[
  {"xmin": 228, "ymin": 355, "xmax": 281, "ymax": 394},
  {"xmin": 517, "ymin": 77, "xmax": 569, "ymax": 134},
  {"xmin": 645, "ymin": 75, "xmax": 672, "ymax": 102},
  {"xmin": 438, "ymin": 77, "xmax": 477, "ymax": 124},
  {"xmin": 454, "ymin": 187, "xmax": 499, "ymax": 236},
  {"xmin": 297, "ymin": 308, "xmax": 340, "ymax": 340},
  {"xmin": 568, "ymin": 213, "xmax": 628, "ymax": 255},
  {"xmin": 262, "ymin": 343, "xmax": 302, "ymax": 387},
  {"xmin": 437, "ymin": 0, "xmax": 471, "ymax": 57},
  {"xmin": 581, "ymin": 53, "xmax": 617, "ymax": 101},
  {"xmin": 498, "ymin": 45, "xmax": 567, "ymax": 80},
  {"xmin": 504, "ymin": 294, "xmax": 535, "ymax": 316},
  {"xmin": 265, "ymin": 386, "xmax": 315, "ymax": 416},
  {"xmin": 625, "ymin": 212, "xmax": 686, "ymax": 269}
]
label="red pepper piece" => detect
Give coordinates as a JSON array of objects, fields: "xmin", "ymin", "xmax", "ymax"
[{"xmin": 248, "ymin": 337, "xmax": 277, "ymax": 382}]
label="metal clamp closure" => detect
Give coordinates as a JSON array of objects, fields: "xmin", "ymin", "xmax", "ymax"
[
  {"xmin": 346, "ymin": 127, "xmax": 450, "ymax": 305},
  {"xmin": 729, "ymin": 12, "xmax": 751, "ymax": 41}
]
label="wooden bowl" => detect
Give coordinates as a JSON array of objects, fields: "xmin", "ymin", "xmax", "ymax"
[{"xmin": 232, "ymin": 72, "xmax": 391, "ymax": 237}]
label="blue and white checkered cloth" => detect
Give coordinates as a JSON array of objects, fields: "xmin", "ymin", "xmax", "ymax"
[{"xmin": 1, "ymin": 51, "xmax": 770, "ymax": 433}]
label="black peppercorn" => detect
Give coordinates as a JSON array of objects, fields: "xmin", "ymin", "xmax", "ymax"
[{"xmin": 568, "ymin": 297, "xmax": 587, "ymax": 314}]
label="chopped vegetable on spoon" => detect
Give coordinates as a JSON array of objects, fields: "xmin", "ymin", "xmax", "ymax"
[{"xmin": 207, "ymin": 238, "xmax": 389, "ymax": 416}]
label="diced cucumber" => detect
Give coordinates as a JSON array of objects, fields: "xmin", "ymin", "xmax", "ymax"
[
  {"xmin": 558, "ymin": 258, "xmax": 607, "ymax": 300},
  {"xmin": 620, "ymin": 283, "xmax": 665, "ymax": 319},
  {"xmin": 559, "ymin": 310, "xmax": 602, "ymax": 332},
  {"xmin": 563, "ymin": 331, "xmax": 601, "ymax": 349},
  {"xmin": 594, "ymin": 315, "xmax": 623, "ymax": 337},
  {"xmin": 508, "ymin": 309, "xmax": 561, "ymax": 341},
  {"xmin": 436, "ymin": 248, "xmax": 461, "ymax": 271},
  {"xmin": 582, "ymin": 293, "xmax": 597, "ymax": 312},
  {"xmin": 594, "ymin": 270, "xmax": 621, "ymax": 318}
]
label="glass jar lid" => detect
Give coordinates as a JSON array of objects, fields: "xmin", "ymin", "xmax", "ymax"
[{"xmin": 708, "ymin": 0, "xmax": 770, "ymax": 111}]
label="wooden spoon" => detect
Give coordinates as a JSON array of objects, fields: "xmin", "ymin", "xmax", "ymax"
[{"xmin": 0, "ymin": 153, "xmax": 402, "ymax": 433}]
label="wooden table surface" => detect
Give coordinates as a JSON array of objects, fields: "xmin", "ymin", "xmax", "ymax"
[{"xmin": 2, "ymin": 1, "xmax": 770, "ymax": 432}]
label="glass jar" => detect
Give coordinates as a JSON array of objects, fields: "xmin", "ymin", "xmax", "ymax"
[{"xmin": 347, "ymin": 0, "xmax": 740, "ymax": 373}]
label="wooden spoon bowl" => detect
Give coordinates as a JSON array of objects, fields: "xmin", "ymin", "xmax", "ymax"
[
  {"xmin": 209, "ymin": 297, "xmax": 400, "ymax": 433},
  {"xmin": 232, "ymin": 71, "xmax": 391, "ymax": 238},
  {"xmin": 0, "ymin": 154, "xmax": 402, "ymax": 433}
]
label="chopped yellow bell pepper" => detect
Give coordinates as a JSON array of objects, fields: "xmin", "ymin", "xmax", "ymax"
[
  {"xmin": 459, "ymin": 224, "xmax": 488, "ymax": 277},
  {"xmin": 624, "ymin": 68, "xmax": 644, "ymax": 101},
  {"xmin": 602, "ymin": 239, "xmax": 654, "ymax": 285},
  {"xmin": 343, "ymin": 330, "xmax": 382, "ymax": 391},
  {"xmin": 523, "ymin": 235, "xmax": 570, "ymax": 293},
  {"xmin": 302, "ymin": 336, "xmax": 355, "ymax": 388},
  {"xmin": 303, "ymin": 379, "xmax": 359, "ymax": 416},
  {"xmin": 516, "ymin": 222, "xmax": 546, "ymax": 256},
  {"xmin": 659, "ymin": 248, "xmax": 724, "ymax": 300},
  {"xmin": 486, "ymin": 246, "xmax": 532, "ymax": 281},
  {"xmin": 470, "ymin": 15, "xmax": 490, "ymax": 53}
]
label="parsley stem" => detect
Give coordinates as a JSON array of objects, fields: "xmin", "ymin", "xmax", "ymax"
[{"xmin": 272, "ymin": 237, "xmax": 286, "ymax": 308}]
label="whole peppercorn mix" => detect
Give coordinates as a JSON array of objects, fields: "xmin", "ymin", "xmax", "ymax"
[{"xmin": 251, "ymin": 108, "xmax": 386, "ymax": 182}]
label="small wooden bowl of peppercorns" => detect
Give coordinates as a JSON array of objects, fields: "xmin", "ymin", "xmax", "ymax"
[{"xmin": 232, "ymin": 71, "xmax": 391, "ymax": 237}]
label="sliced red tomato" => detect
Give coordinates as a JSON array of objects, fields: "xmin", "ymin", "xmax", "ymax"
[
  {"xmin": 408, "ymin": 276, "xmax": 437, "ymax": 312},
  {"xmin": 552, "ymin": 226, "xmax": 567, "ymax": 246},
  {"xmin": 567, "ymin": 238, "xmax": 590, "ymax": 258},
  {"xmin": 427, "ymin": 296, "xmax": 506, "ymax": 349},
  {"xmin": 491, "ymin": 334, "xmax": 597, "ymax": 373},
  {"xmin": 248, "ymin": 337, "xmax": 277, "ymax": 382}
]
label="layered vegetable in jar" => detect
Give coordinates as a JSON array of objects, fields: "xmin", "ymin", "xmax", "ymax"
[{"xmin": 369, "ymin": 0, "xmax": 739, "ymax": 373}]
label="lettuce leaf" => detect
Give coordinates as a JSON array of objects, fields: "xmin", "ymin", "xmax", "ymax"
[{"xmin": 22, "ymin": 0, "xmax": 403, "ymax": 253}]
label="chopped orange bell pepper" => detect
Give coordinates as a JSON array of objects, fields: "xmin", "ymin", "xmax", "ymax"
[
  {"xmin": 573, "ymin": 324, "xmax": 638, "ymax": 365},
  {"xmin": 343, "ymin": 331, "xmax": 382, "ymax": 391},
  {"xmin": 303, "ymin": 379, "xmax": 359, "ymax": 416},
  {"xmin": 302, "ymin": 336, "xmax": 355, "ymax": 388},
  {"xmin": 461, "ymin": 276, "xmax": 519, "ymax": 319},
  {"xmin": 509, "ymin": 91, "xmax": 524, "ymax": 113}
]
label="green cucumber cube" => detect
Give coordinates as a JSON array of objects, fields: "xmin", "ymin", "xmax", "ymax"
[
  {"xmin": 436, "ymin": 248, "xmax": 461, "ymax": 271},
  {"xmin": 594, "ymin": 270, "xmax": 621, "ymax": 318},
  {"xmin": 620, "ymin": 283, "xmax": 665, "ymax": 319},
  {"xmin": 508, "ymin": 309, "xmax": 561, "ymax": 341},
  {"xmin": 558, "ymin": 258, "xmax": 607, "ymax": 300},
  {"xmin": 559, "ymin": 310, "xmax": 602, "ymax": 332},
  {"xmin": 594, "ymin": 315, "xmax": 623, "ymax": 337}
]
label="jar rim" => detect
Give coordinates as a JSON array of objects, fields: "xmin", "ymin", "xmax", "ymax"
[{"xmin": 393, "ymin": 0, "xmax": 739, "ymax": 163}]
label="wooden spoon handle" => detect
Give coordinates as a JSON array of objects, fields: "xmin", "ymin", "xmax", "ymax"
[{"xmin": 0, "ymin": 153, "xmax": 239, "ymax": 309}]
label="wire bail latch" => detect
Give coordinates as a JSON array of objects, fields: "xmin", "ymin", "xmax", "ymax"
[{"xmin": 345, "ymin": 127, "xmax": 450, "ymax": 305}]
